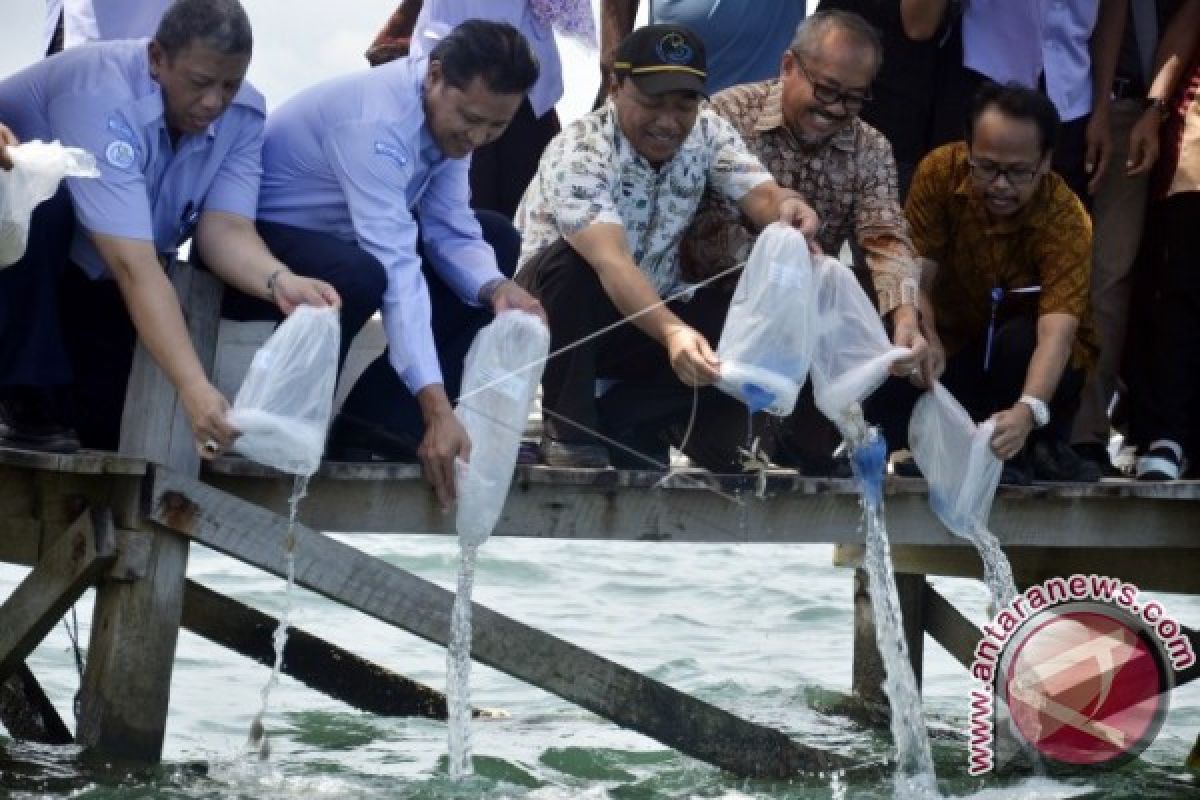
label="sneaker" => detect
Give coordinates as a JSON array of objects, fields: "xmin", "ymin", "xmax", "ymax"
[
  {"xmin": 0, "ymin": 387, "xmax": 80, "ymax": 454},
  {"xmin": 1072, "ymin": 442, "xmax": 1124, "ymax": 478},
  {"xmin": 1136, "ymin": 440, "xmax": 1185, "ymax": 481},
  {"xmin": 1030, "ymin": 439, "xmax": 1102, "ymax": 483},
  {"xmin": 539, "ymin": 437, "xmax": 611, "ymax": 469}
]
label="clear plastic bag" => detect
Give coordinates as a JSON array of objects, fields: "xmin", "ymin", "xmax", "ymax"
[
  {"xmin": 0, "ymin": 140, "xmax": 100, "ymax": 268},
  {"xmin": 809, "ymin": 255, "xmax": 911, "ymax": 427},
  {"xmin": 228, "ymin": 305, "xmax": 341, "ymax": 476},
  {"xmin": 715, "ymin": 224, "xmax": 815, "ymax": 415},
  {"xmin": 908, "ymin": 382, "xmax": 1002, "ymax": 538},
  {"xmin": 455, "ymin": 310, "xmax": 550, "ymax": 547}
]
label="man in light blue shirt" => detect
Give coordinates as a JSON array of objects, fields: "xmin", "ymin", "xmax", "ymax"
[
  {"xmin": 255, "ymin": 20, "xmax": 544, "ymax": 507},
  {"xmin": 0, "ymin": 0, "xmax": 339, "ymax": 456}
]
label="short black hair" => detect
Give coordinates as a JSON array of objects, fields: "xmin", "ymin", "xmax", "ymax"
[
  {"xmin": 429, "ymin": 19, "xmax": 540, "ymax": 96},
  {"xmin": 966, "ymin": 81, "xmax": 1060, "ymax": 155},
  {"xmin": 155, "ymin": 0, "xmax": 253, "ymax": 58}
]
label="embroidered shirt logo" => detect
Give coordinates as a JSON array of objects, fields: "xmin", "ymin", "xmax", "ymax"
[
  {"xmin": 105, "ymin": 139, "xmax": 136, "ymax": 170},
  {"xmin": 374, "ymin": 141, "xmax": 409, "ymax": 169}
]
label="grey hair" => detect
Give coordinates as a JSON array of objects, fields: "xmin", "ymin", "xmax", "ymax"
[
  {"xmin": 788, "ymin": 10, "xmax": 882, "ymax": 74},
  {"xmin": 154, "ymin": 0, "xmax": 253, "ymax": 58}
]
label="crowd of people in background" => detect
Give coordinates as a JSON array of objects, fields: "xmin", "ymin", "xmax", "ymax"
[{"xmin": 0, "ymin": 0, "xmax": 1197, "ymax": 496}]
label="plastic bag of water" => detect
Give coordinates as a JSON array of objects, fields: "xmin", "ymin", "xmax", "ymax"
[
  {"xmin": 0, "ymin": 140, "xmax": 99, "ymax": 268},
  {"xmin": 455, "ymin": 310, "xmax": 549, "ymax": 547},
  {"xmin": 227, "ymin": 305, "xmax": 341, "ymax": 476},
  {"xmin": 714, "ymin": 224, "xmax": 815, "ymax": 415},
  {"xmin": 909, "ymin": 382, "xmax": 1002, "ymax": 537},
  {"xmin": 809, "ymin": 255, "xmax": 911, "ymax": 425}
]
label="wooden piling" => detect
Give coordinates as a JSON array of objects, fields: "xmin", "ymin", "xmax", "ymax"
[
  {"xmin": 76, "ymin": 263, "xmax": 222, "ymax": 762},
  {"xmin": 850, "ymin": 568, "xmax": 926, "ymax": 716},
  {"xmin": 0, "ymin": 664, "xmax": 74, "ymax": 744}
]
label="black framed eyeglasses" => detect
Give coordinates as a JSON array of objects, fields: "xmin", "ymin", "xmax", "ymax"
[
  {"xmin": 967, "ymin": 158, "xmax": 1041, "ymax": 186},
  {"xmin": 793, "ymin": 57, "xmax": 872, "ymax": 110}
]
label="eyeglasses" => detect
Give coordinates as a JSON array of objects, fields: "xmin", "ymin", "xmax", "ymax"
[
  {"xmin": 967, "ymin": 158, "xmax": 1041, "ymax": 186},
  {"xmin": 793, "ymin": 57, "xmax": 872, "ymax": 110}
]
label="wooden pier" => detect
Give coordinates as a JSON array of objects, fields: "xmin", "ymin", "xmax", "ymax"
[{"xmin": 1, "ymin": 263, "xmax": 1198, "ymax": 777}]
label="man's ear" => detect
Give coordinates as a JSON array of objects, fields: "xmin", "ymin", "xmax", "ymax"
[{"xmin": 147, "ymin": 40, "xmax": 166, "ymax": 79}]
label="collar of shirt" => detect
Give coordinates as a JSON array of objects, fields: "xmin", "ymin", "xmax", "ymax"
[{"xmin": 751, "ymin": 80, "xmax": 857, "ymax": 154}]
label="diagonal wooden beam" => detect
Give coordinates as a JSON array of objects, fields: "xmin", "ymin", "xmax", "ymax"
[
  {"xmin": 0, "ymin": 663, "xmax": 74, "ymax": 744},
  {"xmin": 182, "ymin": 580, "xmax": 452, "ymax": 719},
  {"xmin": 0, "ymin": 508, "xmax": 115, "ymax": 683},
  {"xmin": 150, "ymin": 467, "xmax": 850, "ymax": 779}
]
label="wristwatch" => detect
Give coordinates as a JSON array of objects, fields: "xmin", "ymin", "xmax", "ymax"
[
  {"xmin": 1144, "ymin": 96, "xmax": 1170, "ymax": 121},
  {"xmin": 1017, "ymin": 394, "xmax": 1050, "ymax": 429}
]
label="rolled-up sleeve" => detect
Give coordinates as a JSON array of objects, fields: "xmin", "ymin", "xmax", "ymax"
[
  {"xmin": 540, "ymin": 135, "xmax": 623, "ymax": 236},
  {"xmin": 203, "ymin": 109, "xmax": 263, "ymax": 220},
  {"xmin": 418, "ymin": 156, "xmax": 501, "ymax": 306},
  {"xmin": 47, "ymin": 93, "xmax": 153, "ymax": 241},
  {"xmin": 325, "ymin": 122, "xmax": 442, "ymax": 392},
  {"xmin": 855, "ymin": 136, "xmax": 920, "ymax": 315}
]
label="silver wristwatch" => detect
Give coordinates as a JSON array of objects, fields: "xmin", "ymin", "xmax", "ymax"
[{"xmin": 1017, "ymin": 394, "xmax": 1050, "ymax": 428}]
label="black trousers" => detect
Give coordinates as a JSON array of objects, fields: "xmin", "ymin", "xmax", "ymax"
[
  {"xmin": 864, "ymin": 316, "xmax": 1086, "ymax": 454},
  {"xmin": 1133, "ymin": 191, "xmax": 1200, "ymax": 451},
  {"xmin": 468, "ymin": 98, "xmax": 560, "ymax": 220},
  {"xmin": 331, "ymin": 211, "xmax": 522, "ymax": 457},
  {"xmin": 515, "ymin": 238, "xmax": 756, "ymax": 472}
]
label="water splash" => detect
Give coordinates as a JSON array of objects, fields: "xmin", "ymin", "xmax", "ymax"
[
  {"xmin": 446, "ymin": 543, "xmax": 479, "ymax": 778},
  {"xmin": 246, "ymin": 474, "xmax": 309, "ymax": 761},
  {"xmin": 847, "ymin": 422, "xmax": 939, "ymax": 799}
]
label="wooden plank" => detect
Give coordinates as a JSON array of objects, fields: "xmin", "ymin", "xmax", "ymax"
[
  {"xmin": 0, "ymin": 663, "xmax": 74, "ymax": 744},
  {"xmin": 182, "ymin": 580, "xmax": 451, "ymax": 719},
  {"xmin": 0, "ymin": 508, "xmax": 115, "ymax": 682},
  {"xmin": 923, "ymin": 585, "xmax": 981, "ymax": 671},
  {"xmin": 834, "ymin": 544, "xmax": 1200, "ymax": 595},
  {"xmin": 149, "ymin": 468, "xmax": 850, "ymax": 778},
  {"xmin": 77, "ymin": 261, "xmax": 222, "ymax": 762},
  {"xmin": 0, "ymin": 518, "xmax": 42, "ymax": 567},
  {"xmin": 851, "ymin": 570, "xmax": 926, "ymax": 711},
  {"xmin": 0, "ymin": 446, "xmax": 148, "ymax": 476},
  {"xmin": 202, "ymin": 464, "xmax": 1200, "ymax": 547}
]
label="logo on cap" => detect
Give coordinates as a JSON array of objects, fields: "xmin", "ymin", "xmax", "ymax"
[{"xmin": 656, "ymin": 32, "xmax": 693, "ymax": 65}]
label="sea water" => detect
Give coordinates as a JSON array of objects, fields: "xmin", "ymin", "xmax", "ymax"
[
  {"xmin": 447, "ymin": 542, "xmax": 480, "ymax": 779},
  {"xmin": 849, "ymin": 428, "xmax": 940, "ymax": 799},
  {"xmin": 245, "ymin": 474, "xmax": 309, "ymax": 761}
]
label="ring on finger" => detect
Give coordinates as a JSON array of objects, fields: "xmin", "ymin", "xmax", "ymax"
[{"xmin": 203, "ymin": 438, "xmax": 220, "ymax": 454}]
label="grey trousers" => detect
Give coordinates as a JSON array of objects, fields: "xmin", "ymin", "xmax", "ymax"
[{"xmin": 1071, "ymin": 98, "xmax": 1151, "ymax": 447}]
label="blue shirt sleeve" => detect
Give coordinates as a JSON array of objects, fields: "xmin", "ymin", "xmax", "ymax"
[
  {"xmin": 418, "ymin": 156, "xmax": 503, "ymax": 307},
  {"xmin": 47, "ymin": 91, "xmax": 154, "ymax": 242},
  {"xmin": 203, "ymin": 109, "xmax": 263, "ymax": 220},
  {"xmin": 323, "ymin": 121, "xmax": 443, "ymax": 392}
]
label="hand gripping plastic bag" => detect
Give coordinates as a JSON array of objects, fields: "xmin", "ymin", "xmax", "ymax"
[
  {"xmin": 908, "ymin": 382, "xmax": 1002, "ymax": 538},
  {"xmin": 0, "ymin": 140, "xmax": 100, "ymax": 268},
  {"xmin": 715, "ymin": 224, "xmax": 816, "ymax": 416},
  {"xmin": 455, "ymin": 310, "xmax": 550, "ymax": 547},
  {"xmin": 808, "ymin": 255, "xmax": 911, "ymax": 428},
  {"xmin": 228, "ymin": 305, "xmax": 341, "ymax": 476}
]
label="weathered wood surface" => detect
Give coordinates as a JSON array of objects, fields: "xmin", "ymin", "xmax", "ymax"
[
  {"xmin": 833, "ymin": 544, "xmax": 1200, "ymax": 595},
  {"xmin": 0, "ymin": 664, "xmax": 74, "ymax": 744},
  {"xmin": 200, "ymin": 458, "xmax": 1200, "ymax": 546},
  {"xmin": 0, "ymin": 509, "xmax": 115, "ymax": 683},
  {"xmin": 76, "ymin": 262, "xmax": 222, "ymax": 762},
  {"xmin": 182, "ymin": 580, "xmax": 451, "ymax": 719},
  {"xmin": 150, "ymin": 467, "xmax": 850, "ymax": 778},
  {"xmin": 851, "ymin": 570, "xmax": 927, "ymax": 713},
  {"xmin": 922, "ymin": 584, "xmax": 983, "ymax": 671}
]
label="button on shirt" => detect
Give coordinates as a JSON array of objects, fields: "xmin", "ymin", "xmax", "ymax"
[
  {"xmin": 257, "ymin": 56, "xmax": 502, "ymax": 393},
  {"xmin": 409, "ymin": 0, "xmax": 563, "ymax": 118},
  {"xmin": 0, "ymin": 38, "xmax": 265, "ymax": 278},
  {"xmin": 515, "ymin": 103, "xmax": 772, "ymax": 297},
  {"xmin": 962, "ymin": 0, "xmax": 1099, "ymax": 122}
]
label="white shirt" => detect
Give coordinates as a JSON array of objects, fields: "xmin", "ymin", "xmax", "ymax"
[
  {"xmin": 516, "ymin": 103, "xmax": 772, "ymax": 296},
  {"xmin": 410, "ymin": 0, "xmax": 564, "ymax": 118}
]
